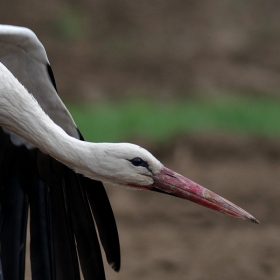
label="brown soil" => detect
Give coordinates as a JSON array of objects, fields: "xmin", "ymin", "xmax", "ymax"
[{"xmin": 103, "ymin": 134, "xmax": 280, "ymax": 280}]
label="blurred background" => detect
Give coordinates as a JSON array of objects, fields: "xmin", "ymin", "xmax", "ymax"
[{"xmin": 1, "ymin": 1, "xmax": 280, "ymax": 279}]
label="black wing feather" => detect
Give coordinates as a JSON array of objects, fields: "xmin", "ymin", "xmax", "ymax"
[
  {"xmin": 47, "ymin": 64, "xmax": 57, "ymax": 91},
  {"xmin": 82, "ymin": 176, "xmax": 121, "ymax": 271},
  {"xmin": 0, "ymin": 133, "xmax": 29, "ymax": 280},
  {"xmin": 37, "ymin": 152, "xmax": 81, "ymax": 280},
  {"xmin": 21, "ymin": 148, "xmax": 54, "ymax": 280},
  {"xmin": 64, "ymin": 168, "xmax": 106, "ymax": 280}
]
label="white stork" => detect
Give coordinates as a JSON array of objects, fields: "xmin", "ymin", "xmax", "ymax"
[{"xmin": 0, "ymin": 25, "xmax": 258, "ymax": 280}]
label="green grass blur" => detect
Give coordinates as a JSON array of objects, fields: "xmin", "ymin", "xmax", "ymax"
[{"xmin": 66, "ymin": 96, "xmax": 280, "ymax": 142}]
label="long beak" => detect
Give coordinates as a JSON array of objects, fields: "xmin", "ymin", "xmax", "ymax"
[{"xmin": 151, "ymin": 167, "xmax": 259, "ymax": 224}]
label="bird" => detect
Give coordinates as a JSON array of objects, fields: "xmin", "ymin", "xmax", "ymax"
[{"xmin": 0, "ymin": 25, "xmax": 259, "ymax": 280}]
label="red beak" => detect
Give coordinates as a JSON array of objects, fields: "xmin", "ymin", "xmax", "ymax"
[{"xmin": 151, "ymin": 167, "xmax": 259, "ymax": 223}]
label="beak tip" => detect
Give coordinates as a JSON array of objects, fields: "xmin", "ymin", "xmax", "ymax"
[{"xmin": 249, "ymin": 217, "xmax": 260, "ymax": 224}]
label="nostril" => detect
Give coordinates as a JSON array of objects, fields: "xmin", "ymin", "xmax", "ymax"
[{"xmin": 166, "ymin": 172, "xmax": 176, "ymax": 178}]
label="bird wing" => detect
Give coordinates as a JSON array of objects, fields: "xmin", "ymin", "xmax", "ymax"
[{"xmin": 0, "ymin": 25, "xmax": 120, "ymax": 280}]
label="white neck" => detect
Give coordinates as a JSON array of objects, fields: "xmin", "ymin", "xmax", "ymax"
[{"xmin": 0, "ymin": 63, "xmax": 96, "ymax": 177}]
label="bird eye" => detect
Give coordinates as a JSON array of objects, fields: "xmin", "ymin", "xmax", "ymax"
[{"xmin": 129, "ymin": 157, "xmax": 148, "ymax": 168}]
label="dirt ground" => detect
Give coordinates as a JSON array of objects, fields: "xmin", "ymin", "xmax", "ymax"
[{"xmin": 100, "ymin": 134, "xmax": 280, "ymax": 280}]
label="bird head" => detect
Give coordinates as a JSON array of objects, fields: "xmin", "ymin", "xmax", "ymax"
[{"xmin": 88, "ymin": 143, "xmax": 259, "ymax": 224}]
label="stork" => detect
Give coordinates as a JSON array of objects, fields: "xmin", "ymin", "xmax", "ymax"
[{"xmin": 0, "ymin": 25, "xmax": 258, "ymax": 280}]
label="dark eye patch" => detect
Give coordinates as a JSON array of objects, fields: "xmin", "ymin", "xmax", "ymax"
[{"xmin": 128, "ymin": 157, "xmax": 149, "ymax": 168}]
